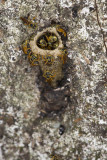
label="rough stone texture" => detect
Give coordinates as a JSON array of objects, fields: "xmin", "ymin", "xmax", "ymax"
[{"xmin": 0, "ymin": 0, "xmax": 107, "ymax": 160}]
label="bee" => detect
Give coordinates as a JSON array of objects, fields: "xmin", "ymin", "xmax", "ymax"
[
  {"xmin": 42, "ymin": 55, "xmax": 54, "ymax": 65},
  {"xmin": 28, "ymin": 52, "xmax": 39, "ymax": 66},
  {"xmin": 20, "ymin": 15, "xmax": 37, "ymax": 29},
  {"xmin": 52, "ymin": 42, "xmax": 59, "ymax": 49},
  {"xmin": 37, "ymin": 39, "xmax": 47, "ymax": 49},
  {"xmin": 48, "ymin": 41, "xmax": 59, "ymax": 50},
  {"xmin": 37, "ymin": 34, "xmax": 48, "ymax": 49},
  {"xmin": 22, "ymin": 39, "xmax": 39, "ymax": 66},
  {"xmin": 22, "ymin": 40, "xmax": 30, "ymax": 55},
  {"xmin": 30, "ymin": 60, "xmax": 39, "ymax": 66},
  {"xmin": 46, "ymin": 34, "xmax": 58, "ymax": 43},
  {"xmin": 43, "ymin": 70, "xmax": 56, "ymax": 82},
  {"xmin": 50, "ymin": 24, "xmax": 67, "ymax": 42},
  {"xmin": 58, "ymin": 48, "xmax": 68, "ymax": 64},
  {"xmin": 50, "ymin": 153, "xmax": 61, "ymax": 160},
  {"xmin": 56, "ymin": 25, "xmax": 67, "ymax": 38},
  {"xmin": 50, "ymin": 155, "xmax": 59, "ymax": 160}
]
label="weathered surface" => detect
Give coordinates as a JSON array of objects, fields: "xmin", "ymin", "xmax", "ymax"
[{"xmin": 0, "ymin": 0, "xmax": 107, "ymax": 160}]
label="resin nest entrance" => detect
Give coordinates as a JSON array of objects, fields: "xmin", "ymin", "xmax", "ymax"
[{"xmin": 22, "ymin": 25, "xmax": 68, "ymax": 87}]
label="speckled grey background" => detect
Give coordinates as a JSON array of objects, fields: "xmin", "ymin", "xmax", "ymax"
[{"xmin": 0, "ymin": 0, "xmax": 107, "ymax": 160}]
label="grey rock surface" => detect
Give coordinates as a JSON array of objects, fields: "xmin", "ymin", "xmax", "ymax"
[{"xmin": 0, "ymin": 0, "xmax": 107, "ymax": 160}]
